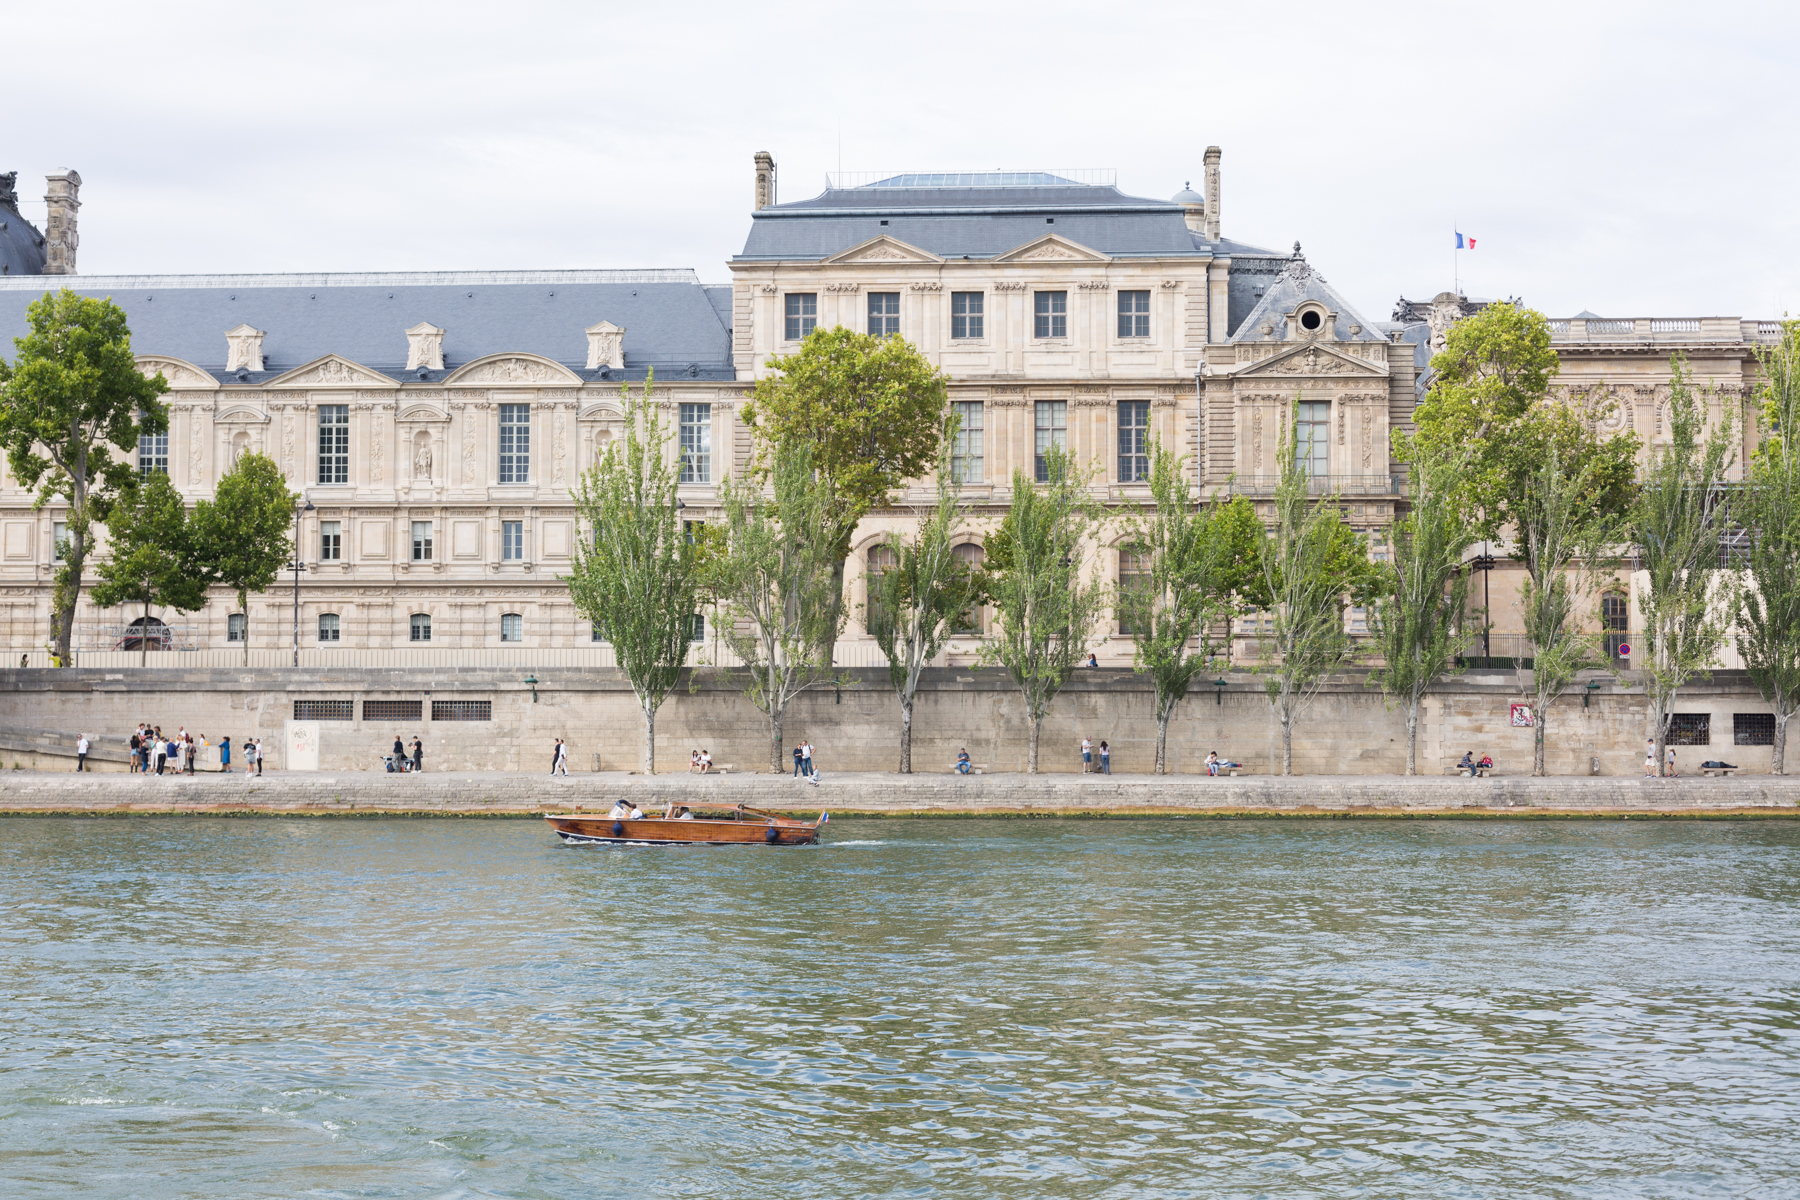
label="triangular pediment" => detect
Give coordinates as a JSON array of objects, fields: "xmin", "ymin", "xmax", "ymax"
[
  {"xmin": 442, "ymin": 353, "xmax": 583, "ymax": 386},
  {"xmin": 135, "ymin": 355, "xmax": 219, "ymax": 390},
  {"xmin": 991, "ymin": 233, "xmax": 1111, "ymax": 264},
  {"xmin": 269, "ymin": 355, "xmax": 397, "ymax": 389},
  {"xmin": 1234, "ymin": 342, "xmax": 1387, "ymax": 379},
  {"xmin": 823, "ymin": 234, "xmax": 945, "ymax": 265}
]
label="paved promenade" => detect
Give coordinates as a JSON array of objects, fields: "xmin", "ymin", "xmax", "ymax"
[{"xmin": 0, "ymin": 770, "xmax": 1795, "ymax": 817}]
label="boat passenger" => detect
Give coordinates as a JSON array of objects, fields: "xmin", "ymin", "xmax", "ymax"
[
  {"xmin": 628, "ymin": 803, "xmax": 645, "ymax": 819},
  {"xmin": 676, "ymin": 807, "xmax": 695, "ymax": 820}
]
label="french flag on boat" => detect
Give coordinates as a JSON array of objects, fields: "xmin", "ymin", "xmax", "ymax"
[
  {"xmin": 820, "ymin": 812, "xmax": 830, "ymax": 824},
  {"xmin": 1456, "ymin": 232, "xmax": 1476, "ymax": 250}
]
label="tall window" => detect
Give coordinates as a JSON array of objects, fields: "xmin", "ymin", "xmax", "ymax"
[
  {"xmin": 951, "ymin": 292, "xmax": 984, "ymax": 339},
  {"xmin": 689, "ymin": 614, "xmax": 706, "ymax": 642},
  {"xmin": 1118, "ymin": 290, "xmax": 1151, "ymax": 338},
  {"xmin": 318, "ymin": 613, "xmax": 340, "ymax": 643},
  {"xmin": 592, "ymin": 620, "xmax": 607, "ymax": 643},
  {"xmin": 1117, "ymin": 546, "xmax": 1152, "ymax": 635},
  {"xmin": 502, "ymin": 520, "xmax": 523, "ymax": 561},
  {"xmin": 412, "ymin": 521, "xmax": 433, "ymax": 562},
  {"xmin": 1295, "ymin": 401, "xmax": 1329, "ymax": 477},
  {"xmin": 1117, "ymin": 401, "xmax": 1150, "ymax": 482},
  {"xmin": 227, "ymin": 613, "xmax": 247, "ymax": 643},
  {"xmin": 680, "ymin": 403, "xmax": 712, "ymax": 484},
  {"xmin": 317, "ymin": 405, "xmax": 349, "ymax": 484},
  {"xmin": 138, "ymin": 428, "xmax": 168, "ymax": 478},
  {"xmin": 1034, "ymin": 400, "xmax": 1067, "ymax": 482},
  {"xmin": 1034, "ymin": 291, "xmax": 1067, "ymax": 339},
  {"xmin": 865, "ymin": 545, "xmax": 897, "ymax": 635},
  {"xmin": 953, "ymin": 543, "xmax": 985, "ymax": 633},
  {"xmin": 951, "ymin": 401, "xmax": 984, "ymax": 484},
  {"xmin": 785, "ymin": 293, "xmax": 817, "ymax": 340},
  {"xmin": 867, "ymin": 292, "xmax": 900, "ymax": 337},
  {"xmin": 1603, "ymin": 592, "xmax": 1629, "ymax": 662},
  {"xmin": 499, "ymin": 404, "xmax": 530, "ymax": 483},
  {"xmin": 410, "ymin": 613, "xmax": 431, "ymax": 642},
  {"xmin": 51, "ymin": 521, "xmax": 66, "ymax": 565},
  {"xmin": 500, "ymin": 613, "xmax": 522, "ymax": 643},
  {"xmin": 319, "ymin": 520, "xmax": 341, "ymax": 561}
]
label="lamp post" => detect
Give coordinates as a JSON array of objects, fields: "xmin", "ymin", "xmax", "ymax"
[
  {"xmin": 292, "ymin": 498, "xmax": 314, "ymax": 667},
  {"xmin": 1471, "ymin": 547, "xmax": 1497, "ymax": 661},
  {"xmin": 524, "ymin": 674, "xmax": 539, "ymax": 703},
  {"xmin": 1212, "ymin": 676, "xmax": 1230, "ymax": 706}
]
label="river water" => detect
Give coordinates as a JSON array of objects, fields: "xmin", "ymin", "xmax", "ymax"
[{"xmin": 2, "ymin": 817, "xmax": 1798, "ymax": 1199}]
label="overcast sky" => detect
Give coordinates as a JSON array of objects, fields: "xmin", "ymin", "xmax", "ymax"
[{"xmin": 7, "ymin": 1, "xmax": 1796, "ymax": 321}]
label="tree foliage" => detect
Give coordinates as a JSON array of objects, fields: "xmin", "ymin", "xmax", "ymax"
[
  {"xmin": 190, "ymin": 451, "xmax": 295, "ymax": 664},
  {"xmin": 1738, "ymin": 318, "xmax": 1800, "ymax": 773},
  {"xmin": 0, "ymin": 289, "xmax": 169, "ymax": 664},
  {"xmin": 90, "ymin": 472, "xmax": 208, "ymax": 666},
  {"xmin": 979, "ymin": 448, "xmax": 1109, "ymax": 773},
  {"xmin": 1118, "ymin": 441, "xmax": 1260, "ymax": 773},
  {"xmin": 566, "ymin": 377, "xmax": 704, "ymax": 774}
]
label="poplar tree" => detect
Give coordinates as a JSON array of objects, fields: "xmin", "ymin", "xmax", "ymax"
[
  {"xmin": 0, "ymin": 290, "xmax": 169, "ymax": 665},
  {"xmin": 1119, "ymin": 441, "xmax": 1259, "ymax": 773},
  {"xmin": 1632, "ymin": 359, "xmax": 1737, "ymax": 776},
  {"xmin": 566, "ymin": 377, "xmax": 702, "ymax": 774},
  {"xmin": 1738, "ymin": 319, "xmax": 1800, "ymax": 773},
  {"xmin": 980, "ymin": 448, "xmax": 1108, "ymax": 773},
  {"xmin": 190, "ymin": 452, "xmax": 296, "ymax": 664},
  {"xmin": 90, "ymin": 473, "xmax": 209, "ymax": 667}
]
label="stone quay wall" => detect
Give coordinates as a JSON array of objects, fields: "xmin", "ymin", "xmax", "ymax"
[{"xmin": 0, "ymin": 665, "xmax": 1782, "ymax": 778}]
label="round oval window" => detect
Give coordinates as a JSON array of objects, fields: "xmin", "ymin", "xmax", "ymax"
[{"xmin": 1300, "ymin": 310, "xmax": 1323, "ymax": 331}]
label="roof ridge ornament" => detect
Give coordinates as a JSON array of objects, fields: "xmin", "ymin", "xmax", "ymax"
[
  {"xmin": 1283, "ymin": 242, "xmax": 1313, "ymax": 285},
  {"xmin": 0, "ymin": 172, "xmax": 16, "ymax": 211}
]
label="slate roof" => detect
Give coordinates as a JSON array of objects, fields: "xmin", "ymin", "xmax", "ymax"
[
  {"xmin": 1227, "ymin": 244, "xmax": 1384, "ymax": 343},
  {"xmin": 0, "ymin": 198, "xmax": 47, "ymax": 278},
  {"xmin": 0, "ymin": 270, "xmax": 735, "ymax": 382},
  {"xmin": 739, "ymin": 179, "xmax": 1215, "ymax": 262}
]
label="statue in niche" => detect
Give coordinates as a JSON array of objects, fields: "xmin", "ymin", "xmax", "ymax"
[{"xmin": 414, "ymin": 437, "xmax": 434, "ymax": 482}]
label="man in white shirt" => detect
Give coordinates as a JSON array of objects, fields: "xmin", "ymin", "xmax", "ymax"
[
  {"xmin": 75, "ymin": 734, "xmax": 89, "ymax": 772},
  {"xmin": 1081, "ymin": 737, "xmax": 1093, "ymax": 773}
]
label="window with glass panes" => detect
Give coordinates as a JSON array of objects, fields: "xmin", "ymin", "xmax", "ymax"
[
  {"xmin": 1603, "ymin": 593, "xmax": 1629, "ymax": 661},
  {"xmin": 1117, "ymin": 290, "xmax": 1151, "ymax": 338},
  {"xmin": 951, "ymin": 292, "xmax": 983, "ymax": 339},
  {"xmin": 1117, "ymin": 401, "xmax": 1149, "ymax": 482},
  {"xmin": 138, "ymin": 428, "xmax": 168, "ymax": 477},
  {"xmin": 1034, "ymin": 291, "xmax": 1067, "ymax": 338},
  {"xmin": 51, "ymin": 521, "xmax": 66, "ymax": 564},
  {"xmin": 951, "ymin": 402, "xmax": 984, "ymax": 483},
  {"xmin": 867, "ymin": 292, "xmax": 900, "ymax": 337},
  {"xmin": 317, "ymin": 405, "xmax": 349, "ymax": 484},
  {"xmin": 1117, "ymin": 546, "xmax": 1153, "ymax": 635},
  {"xmin": 679, "ymin": 403, "xmax": 712, "ymax": 483},
  {"xmin": 1295, "ymin": 401, "xmax": 1329, "ymax": 476},
  {"xmin": 952, "ymin": 543, "xmax": 985, "ymax": 633},
  {"xmin": 500, "ymin": 613, "xmax": 522, "ymax": 642},
  {"xmin": 410, "ymin": 613, "xmax": 431, "ymax": 642},
  {"xmin": 785, "ymin": 293, "xmax": 817, "ymax": 340},
  {"xmin": 689, "ymin": 614, "xmax": 705, "ymax": 642},
  {"xmin": 498, "ymin": 404, "xmax": 530, "ymax": 483},
  {"xmin": 318, "ymin": 613, "xmax": 340, "ymax": 642},
  {"xmin": 227, "ymin": 613, "xmax": 246, "ymax": 642},
  {"xmin": 1034, "ymin": 400, "xmax": 1067, "ymax": 482},
  {"xmin": 502, "ymin": 521, "xmax": 523, "ymax": 561},
  {"xmin": 865, "ymin": 545, "xmax": 897, "ymax": 634},
  {"xmin": 411, "ymin": 520, "xmax": 433, "ymax": 561},
  {"xmin": 319, "ymin": 520, "xmax": 341, "ymax": 561}
]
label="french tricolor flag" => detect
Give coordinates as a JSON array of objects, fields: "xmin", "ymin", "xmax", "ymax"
[{"xmin": 1455, "ymin": 232, "xmax": 1476, "ymax": 250}]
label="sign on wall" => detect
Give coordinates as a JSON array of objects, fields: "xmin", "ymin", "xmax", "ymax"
[
  {"xmin": 286, "ymin": 720, "xmax": 320, "ymax": 771},
  {"xmin": 1510, "ymin": 704, "xmax": 1535, "ymax": 728}
]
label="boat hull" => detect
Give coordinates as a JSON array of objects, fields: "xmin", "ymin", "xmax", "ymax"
[{"xmin": 544, "ymin": 814, "xmax": 821, "ymax": 846}]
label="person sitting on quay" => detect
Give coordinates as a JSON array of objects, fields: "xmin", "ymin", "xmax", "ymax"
[
  {"xmin": 1206, "ymin": 751, "xmax": 1220, "ymax": 776},
  {"xmin": 689, "ymin": 749, "xmax": 703, "ymax": 774},
  {"xmin": 1477, "ymin": 754, "xmax": 1494, "ymax": 776},
  {"xmin": 956, "ymin": 749, "xmax": 972, "ymax": 775},
  {"xmin": 1458, "ymin": 751, "xmax": 1477, "ymax": 777},
  {"xmin": 699, "ymin": 750, "xmax": 713, "ymax": 773}
]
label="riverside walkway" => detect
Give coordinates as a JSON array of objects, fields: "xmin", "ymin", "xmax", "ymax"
[{"xmin": 0, "ymin": 770, "xmax": 1795, "ymax": 817}]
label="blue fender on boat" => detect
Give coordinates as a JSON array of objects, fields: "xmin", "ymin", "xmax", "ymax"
[
  {"xmin": 612, "ymin": 821, "xmax": 624, "ymax": 837},
  {"xmin": 765, "ymin": 826, "xmax": 780, "ymax": 844}
]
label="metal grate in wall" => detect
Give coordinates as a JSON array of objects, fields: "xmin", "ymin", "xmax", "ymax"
[
  {"xmin": 363, "ymin": 700, "xmax": 423, "ymax": 722},
  {"xmin": 1735, "ymin": 713, "xmax": 1776, "ymax": 746},
  {"xmin": 1666, "ymin": 713, "xmax": 1711, "ymax": 746},
  {"xmin": 432, "ymin": 700, "xmax": 492, "ymax": 722},
  {"xmin": 293, "ymin": 700, "xmax": 353, "ymax": 721}
]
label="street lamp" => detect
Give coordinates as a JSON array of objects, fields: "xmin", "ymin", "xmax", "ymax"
[
  {"xmin": 292, "ymin": 499, "xmax": 314, "ymax": 667},
  {"xmin": 1212, "ymin": 676, "xmax": 1230, "ymax": 706},
  {"xmin": 524, "ymin": 674, "xmax": 539, "ymax": 703},
  {"xmin": 1471, "ymin": 548, "xmax": 1498, "ymax": 660}
]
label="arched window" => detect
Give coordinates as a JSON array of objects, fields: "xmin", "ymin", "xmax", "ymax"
[
  {"xmin": 410, "ymin": 613, "xmax": 431, "ymax": 643},
  {"xmin": 1117, "ymin": 546, "xmax": 1152, "ymax": 635},
  {"xmin": 865, "ymin": 545, "xmax": 898, "ymax": 635},
  {"xmin": 953, "ymin": 543, "xmax": 985, "ymax": 634},
  {"xmin": 118, "ymin": 615, "xmax": 169, "ymax": 652},
  {"xmin": 318, "ymin": 613, "xmax": 340, "ymax": 643},
  {"xmin": 500, "ymin": 613, "xmax": 523, "ymax": 643}
]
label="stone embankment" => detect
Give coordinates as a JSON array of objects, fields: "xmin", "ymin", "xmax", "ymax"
[{"xmin": 0, "ymin": 770, "xmax": 1795, "ymax": 817}]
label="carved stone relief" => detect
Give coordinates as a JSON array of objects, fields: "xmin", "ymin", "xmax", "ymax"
[
  {"xmin": 992, "ymin": 282, "xmax": 1028, "ymax": 292},
  {"xmin": 224, "ymin": 325, "xmax": 266, "ymax": 373},
  {"xmin": 456, "ymin": 358, "xmax": 558, "ymax": 385},
  {"xmin": 138, "ymin": 358, "xmax": 212, "ymax": 389},
  {"xmin": 406, "ymin": 323, "xmax": 446, "ymax": 371},
  {"xmin": 584, "ymin": 321, "xmax": 625, "ymax": 371},
  {"xmin": 1362, "ymin": 407, "xmax": 1374, "ymax": 470},
  {"xmin": 371, "ymin": 415, "xmax": 385, "ymax": 483},
  {"xmin": 552, "ymin": 410, "xmax": 567, "ymax": 487}
]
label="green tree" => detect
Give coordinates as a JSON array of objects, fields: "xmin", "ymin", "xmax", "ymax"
[
  {"xmin": 190, "ymin": 452, "xmax": 296, "ymax": 664},
  {"xmin": 89, "ymin": 473, "xmax": 209, "ymax": 667},
  {"xmin": 565, "ymin": 377, "xmax": 703, "ymax": 774},
  {"xmin": 712, "ymin": 439, "xmax": 845, "ymax": 773},
  {"xmin": 1366, "ymin": 447, "xmax": 1478, "ymax": 774},
  {"xmin": 1512, "ymin": 443, "xmax": 1622, "ymax": 776},
  {"xmin": 1738, "ymin": 319, "xmax": 1800, "ymax": 773},
  {"xmin": 1251, "ymin": 427, "xmax": 1378, "ymax": 775},
  {"xmin": 741, "ymin": 327, "xmax": 950, "ymax": 657},
  {"xmin": 0, "ymin": 289, "xmax": 169, "ymax": 664},
  {"xmin": 1118, "ymin": 441, "xmax": 1260, "ymax": 773},
  {"xmin": 866, "ymin": 431, "xmax": 981, "ymax": 773},
  {"xmin": 1633, "ymin": 359, "xmax": 1738, "ymax": 776},
  {"xmin": 979, "ymin": 448, "xmax": 1109, "ymax": 773}
]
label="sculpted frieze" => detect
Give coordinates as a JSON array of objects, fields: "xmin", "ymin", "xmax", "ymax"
[{"xmin": 136, "ymin": 356, "xmax": 217, "ymax": 390}]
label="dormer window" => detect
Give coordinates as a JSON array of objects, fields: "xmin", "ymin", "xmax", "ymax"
[
  {"xmin": 1299, "ymin": 308, "xmax": 1324, "ymax": 332},
  {"xmin": 1292, "ymin": 302, "xmax": 1332, "ymax": 337}
]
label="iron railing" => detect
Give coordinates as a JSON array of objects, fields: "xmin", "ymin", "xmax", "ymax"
[{"xmin": 1230, "ymin": 474, "xmax": 1405, "ymax": 497}]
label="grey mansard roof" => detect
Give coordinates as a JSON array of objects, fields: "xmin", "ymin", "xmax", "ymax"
[
  {"xmin": 0, "ymin": 269, "xmax": 735, "ymax": 382},
  {"xmin": 739, "ymin": 177, "xmax": 1220, "ymax": 262},
  {"xmin": 1227, "ymin": 245, "xmax": 1384, "ymax": 343},
  {"xmin": 0, "ymin": 195, "xmax": 47, "ymax": 278}
]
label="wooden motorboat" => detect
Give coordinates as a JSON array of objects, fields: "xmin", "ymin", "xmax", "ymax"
[{"xmin": 544, "ymin": 802, "xmax": 826, "ymax": 846}]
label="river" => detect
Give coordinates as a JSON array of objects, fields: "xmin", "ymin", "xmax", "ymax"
[{"xmin": 1, "ymin": 816, "xmax": 1796, "ymax": 1198}]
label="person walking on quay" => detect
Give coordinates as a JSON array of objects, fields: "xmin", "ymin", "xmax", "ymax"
[
  {"xmin": 220, "ymin": 736, "xmax": 232, "ymax": 773},
  {"xmin": 411, "ymin": 737, "xmax": 424, "ymax": 774},
  {"xmin": 800, "ymin": 741, "xmax": 814, "ymax": 779},
  {"xmin": 153, "ymin": 729, "xmax": 167, "ymax": 775},
  {"xmin": 253, "ymin": 738, "xmax": 264, "ymax": 776},
  {"xmin": 75, "ymin": 733, "xmax": 89, "ymax": 772},
  {"xmin": 1081, "ymin": 736, "xmax": 1092, "ymax": 773},
  {"xmin": 552, "ymin": 738, "xmax": 568, "ymax": 776},
  {"xmin": 1645, "ymin": 741, "xmax": 1657, "ymax": 777},
  {"xmin": 549, "ymin": 737, "xmax": 562, "ymax": 775},
  {"xmin": 1099, "ymin": 740, "xmax": 1111, "ymax": 775},
  {"xmin": 792, "ymin": 745, "xmax": 804, "ymax": 777},
  {"xmin": 1666, "ymin": 746, "xmax": 1678, "ymax": 778}
]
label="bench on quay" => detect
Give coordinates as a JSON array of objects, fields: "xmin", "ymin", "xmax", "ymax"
[
  {"xmin": 1702, "ymin": 766, "xmax": 1738, "ymax": 778},
  {"xmin": 950, "ymin": 763, "xmax": 989, "ymax": 776}
]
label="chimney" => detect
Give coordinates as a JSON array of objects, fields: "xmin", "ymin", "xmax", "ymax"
[
  {"xmin": 754, "ymin": 151, "xmax": 777, "ymax": 212},
  {"xmin": 43, "ymin": 170, "xmax": 80, "ymax": 275},
  {"xmin": 1203, "ymin": 147, "xmax": 1221, "ymax": 243}
]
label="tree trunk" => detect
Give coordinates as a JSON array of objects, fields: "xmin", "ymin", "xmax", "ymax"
[
  {"xmin": 641, "ymin": 702, "xmax": 656, "ymax": 774},
  {"xmin": 1027, "ymin": 712, "xmax": 1040, "ymax": 774},
  {"xmin": 1404, "ymin": 703, "xmax": 1419, "ymax": 776},
  {"xmin": 1280, "ymin": 708, "xmax": 1293, "ymax": 776},
  {"xmin": 51, "ymin": 490, "xmax": 86, "ymax": 667},
  {"xmin": 1154, "ymin": 707, "xmax": 1171, "ymax": 775},
  {"xmin": 769, "ymin": 712, "xmax": 784, "ymax": 775},
  {"xmin": 821, "ymin": 555, "xmax": 848, "ymax": 668},
  {"xmin": 898, "ymin": 696, "xmax": 913, "ymax": 774},
  {"xmin": 1534, "ymin": 705, "xmax": 1547, "ymax": 776},
  {"xmin": 142, "ymin": 593, "xmax": 151, "ymax": 669},
  {"xmin": 1775, "ymin": 712, "xmax": 1790, "ymax": 775},
  {"xmin": 241, "ymin": 589, "xmax": 250, "ymax": 666}
]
